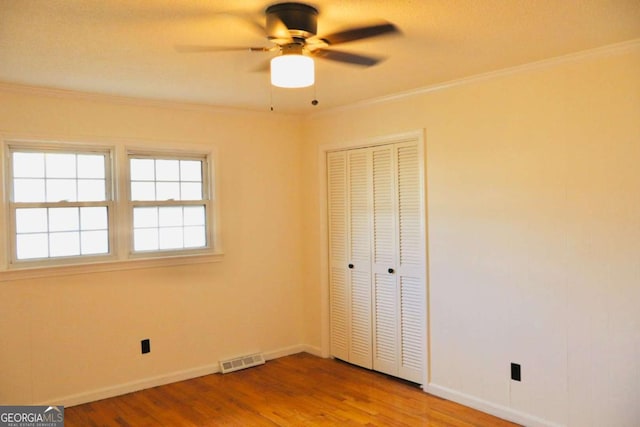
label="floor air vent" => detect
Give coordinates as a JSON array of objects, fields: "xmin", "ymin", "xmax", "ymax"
[{"xmin": 219, "ymin": 353, "xmax": 265, "ymax": 374}]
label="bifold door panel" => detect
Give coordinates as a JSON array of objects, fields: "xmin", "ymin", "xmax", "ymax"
[{"xmin": 328, "ymin": 139, "xmax": 426, "ymax": 384}]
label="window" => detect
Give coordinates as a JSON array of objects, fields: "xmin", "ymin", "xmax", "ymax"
[
  {"xmin": 8, "ymin": 147, "xmax": 112, "ymax": 263},
  {"xmin": 3, "ymin": 141, "xmax": 219, "ymax": 272},
  {"xmin": 129, "ymin": 155, "xmax": 209, "ymax": 253}
]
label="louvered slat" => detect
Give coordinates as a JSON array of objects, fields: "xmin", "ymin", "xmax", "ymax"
[
  {"xmin": 397, "ymin": 145, "xmax": 422, "ymax": 267},
  {"xmin": 328, "ymin": 152, "xmax": 347, "ymax": 262},
  {"xmin": 330, "ymin": 268, "xmax": 348, "ymax": 358},
  {"xmin": 372, "ymin": 148, "xmax": 395, "ymax": 266},
  {"xmin": 351, "ymin": 270, "xmax": 372, "ymax": 368},
  {"xmin": 374, "ymin": 273, "xmax": 396, "ymax": 364},
  {"xmin": 401, "ymin": 276, "xmax": 423, "ymax": 371},
  {"xmin": 348, "ymin": 150, "xmax": 370, "ymax": 263}
]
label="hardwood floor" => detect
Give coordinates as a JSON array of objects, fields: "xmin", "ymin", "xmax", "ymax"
[{"xmin": 65, "ymin": 353, "xmax": 519, "ymax": 426}]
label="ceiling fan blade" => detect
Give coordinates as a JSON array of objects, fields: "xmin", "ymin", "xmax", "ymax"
[
  {"xmin": 175, "ymin": 45, "xmax": 273, "ymax": 53},
  {"xmin": 312, "ymin": 49, "xmax": 383, "ymax": 67},
  {"xmin": 318, "ymin": 22, "xmax": 399, "ymax": 45},
  {"xmin": 267, "ymin": 14, "xmax": 293, "ymax": 44}
]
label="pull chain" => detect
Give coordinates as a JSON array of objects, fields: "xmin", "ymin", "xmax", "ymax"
[
  {"xmin": 311, "ymin": 82, "xmax": 318, "ymax": 106},
  {"xmin": 270, "ymin": 84, "xmax": 274, "ymax": 111}
]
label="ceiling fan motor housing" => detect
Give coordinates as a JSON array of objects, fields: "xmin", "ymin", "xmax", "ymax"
[{"xmin": 266, "ymin": 2, "xmax": 319, "ymax": 39}]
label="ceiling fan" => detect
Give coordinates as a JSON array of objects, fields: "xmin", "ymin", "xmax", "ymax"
[{"xmin": 176, "ymin": 2, "xmax": 400, "ymax": 88}]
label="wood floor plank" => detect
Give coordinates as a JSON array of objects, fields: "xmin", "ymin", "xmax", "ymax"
[{"xmin": 64, "ymin": 353, "xmax": 520, "ymax": 426}]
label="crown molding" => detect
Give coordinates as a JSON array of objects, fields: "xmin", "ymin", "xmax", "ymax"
[
  {"xmin": 309, "ymin": 38, "xmax": 640, "ymax": 118},
  {"xmin": 0, "ymin": 81, "xmax": 297, "ymax": 119}
]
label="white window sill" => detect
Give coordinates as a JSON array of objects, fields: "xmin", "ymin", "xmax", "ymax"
[{"xmin": 0, "ymin": 252, "xmax": 224, "ymax": 282}]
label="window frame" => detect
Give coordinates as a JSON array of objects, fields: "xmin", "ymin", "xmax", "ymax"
[
  {"xmin": 1, "ymin": 138, "xmax": 222, "ymax": 278},
  {"xmin": 126, "ymin": 149, "xmax": 216, "ymax": 258},
  {"xmin": 5, "ymin": 142, "xmax": 117, "ymax": 268}
]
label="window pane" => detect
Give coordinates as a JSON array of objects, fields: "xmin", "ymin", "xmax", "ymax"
[
  {"xmin": 80, "ymin": 207, "xmax": 108, "ymax": 230},
  {"xmin": 16, "ymin": 208, "xmax": 48, "ymax": 233},
  {"xmin": 133, "ymin": 207, "xmax": 158, "ymax": 228},
  {"xmin": 46, "ymin": 179, "xmax": 77, "ymax": 202},
  {"xmin": 159, "ymin": 227, "xmax": 183, "ymax": 249},
  {"xmin": 180, "ymin": 183, "xmax": 202, "ymax": 200},
  {"xmin": 184, "ymin": 206, "xmax": 205, "ymax": 226},
  {"xmin": 131, "ymin": 182, "xmax": 156, "ymax": 201},
  {"xmin": 46, "ymin": 153, "xmax": 76, "ymax": 178},
  {"xmin": 13, "ymin": 153, "xmax": 45, "ymax": 178},
  {"xmin": 17, "ymin": 233, "xmax": 49, "ymax": 259},
  {"xmin": 180, "ymin": 160, "xmax": 202, "ymax": 182},
  {"xmin": 11, "ymin": 147, "xmax": 114, "ymax": 263},
  {"xmin": 81, "ymin": 230, "xmax": 109, "ymax": 255},
  {"xmin": 130, "ymin": 159, "xmax": 155, "ymax": 181},
  {"xmin": 129, "ymin": 153, "xmax": 209, "ymax": 254},
  {"xmin": 184, "ymin": 226, "xmax": 206, "ymax": 248},
  {"xmin": 49, "ymin": 207, "xmax": 79, "ymax": 232},
  {"xmin": 49, "ymin": 232, "xmax": 80, "ymax": 257},
  {"xmin": 14, "ymin": 179, "xmax": 46, "ymax": 202},
  {"xmin": 134, "ymin": 228, "xmax": 159, "ymax": 251},
  {"xmin": 77, "ymin": 155, "xmax": 105, "ymax": 178},
  {"xmin": 156, "ymin": 182, "xmax": 180, "ymax": 200},
  {"xmin": 156, "ymin": 160, "xmax": 179, "ymax": 181},
  {"xmin": 78, "ymin": 179, "xmax": 106, "ymax": 201},
  {"xmin": 159, "ymin": 207, "xmax": 183, "ymax": 227}
]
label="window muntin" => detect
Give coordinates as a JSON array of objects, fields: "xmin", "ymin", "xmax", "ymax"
[
  {"xmin": 129, "ymin": 155, "xmax": 209, "ymax": 254},
  {"xmin": 8, "ymin": 148, "xmax": 112, "ymax": 263}
]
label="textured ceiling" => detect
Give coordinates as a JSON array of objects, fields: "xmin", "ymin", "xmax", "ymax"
[{"xmin": 1, "ymin": 0, "xmax": 639, "ymax": 113}]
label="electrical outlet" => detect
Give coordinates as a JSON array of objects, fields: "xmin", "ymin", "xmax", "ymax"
[
  {"xmin": 511, "ymin": 363, "xmax": 521, "ymax": 381},
  {"xmin": 141, "ymin": 339, "xmax": 150, "ymax": 354}
]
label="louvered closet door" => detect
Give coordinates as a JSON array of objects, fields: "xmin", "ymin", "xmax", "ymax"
[
  {"xmin": 327, "ymin": 151, "xmax": 349, "ymax": 361},
  {"xmin": 371, "ymin": 141, "xmax": 425, "ymax": 383},
  {"xmin": 327, "ymin": 148, "xmax": 373, "ymax": 369},
  {"xmin": 371, "ymin": 145, "xmax": 400, "ymax": 377},
  {"xmin": 328, "ymin": 138, "xmax": 424, "ymax": 383},
  {"xmin": 345, "ymin": 148, "xmax": 373, "ymax": 369},
  {"xmin": 394, "ymin": 141, "xmax": 425, "ymax": 383}
]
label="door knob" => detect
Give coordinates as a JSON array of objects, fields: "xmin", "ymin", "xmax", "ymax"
[
  {"xmin": 388, "ymin": 268, "xmax": 395, "ymax": 274},
  {"xmin": 348, "ymin": 264, "xmax": 354, "ymax": 269}
]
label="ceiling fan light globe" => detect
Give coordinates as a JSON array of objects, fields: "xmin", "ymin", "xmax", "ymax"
[{"xmin": 271, "ymin": 55, "xmax": 314, "ymax": 88}]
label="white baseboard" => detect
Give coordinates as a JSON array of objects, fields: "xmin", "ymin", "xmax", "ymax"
[
  {"xmin": 299, "ymin": 344, "xmax": 324, "ymax": 357},
  {"xmin": 424, "ymin": 383, "xmax": 565, "ymax": 427},
  {"xmin": 42, "ymin": 362, "xmax": 221, "ymax": 408},
  {"xmin": 263, "ymin": 344, "xmax": 306, "ymax": 360},
  {"xmin": 42, "ymin": 344, "xmax": 308, "ymax": 408}
]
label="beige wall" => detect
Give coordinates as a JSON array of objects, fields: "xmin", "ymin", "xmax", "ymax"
[
  {"xmin": 0, "ymin": 90, "xmax": 306, "ymax": 405},
  {"xmin": 302, "ymin": 45, "xmax": 640, "ymax": 426}
]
